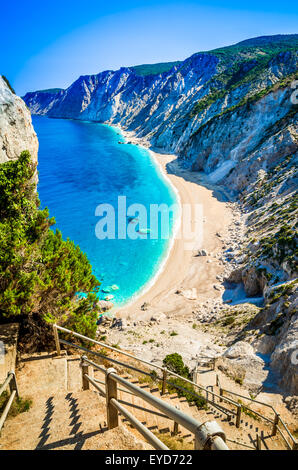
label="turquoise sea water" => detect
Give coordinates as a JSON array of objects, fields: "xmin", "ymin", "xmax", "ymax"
[{"xmin": 33, "ymin": 116, "xmax": 178, "ymax": 306}]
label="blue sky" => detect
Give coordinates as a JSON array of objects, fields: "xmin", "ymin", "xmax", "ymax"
[{"xmin": 2, "ymin": 0, "xmax": 297, "ymax": 95}]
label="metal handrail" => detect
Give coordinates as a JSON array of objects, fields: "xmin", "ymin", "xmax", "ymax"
[
  {"xmin": 0, "ymin": 372, "xmax": 19, "ymax": 433},
  {"xmin": 278, "ymin": 416, "xmax": 298, "ymax": 448},
  {"xmin": 90, "ymin": 376, "xmax": 171, "ymax": 420},
  {"xmin": 82, "ymin": 374, "xmax": 168, "ymax": 450},
  {"xmin": 59, "ymin": 338, "xmax": 154, "ymax": 378},
  {"xmin": 81, "ymin": 356, "xmax": 228, "ymax": 450},
  {"xmin": 55, "ymin": 326, "xmax": 240, "ymax": 408},
  {"xmin": 110, "ymin": 398, "xmax": 169, "ymax": 450},
  {"xmin": 56, "ymin": 328, "xmax": 265, "ymax": 427},
  {"xmin": 276, "ymin": 425, "xmax": 292, "ymax": 451},
  {"xmin": 59, "ymin": 336, "xmax": 240, "ymax": 421},
  {"xmin": 54, "ymin": 324, "xmax": 165, "ymax": 372},
  {"xmin": 221, "ymin": 388, "xmax": 276, "ymax": 415}
]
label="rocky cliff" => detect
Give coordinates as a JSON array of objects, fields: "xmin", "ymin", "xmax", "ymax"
[
  {"xmin": 0, "ymin": 76, "xmax": 100, "ymax": 350},
  {"xmin": 23, "ymin": 34, "xmax": 298, "ymax": 394},
  {"xmin": 0, "ymin": 76, "xmax": 38, "ymax": 165}
]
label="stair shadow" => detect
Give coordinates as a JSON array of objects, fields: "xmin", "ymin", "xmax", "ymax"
[
  {"xmin": 36, "ymin": 393, "xmax": 107, "ymax": 450},
  {"xmin": 65, "ymin": 393, "xmax": 82, "ymax": 435},
  {"xmin": 36, "ymin": 397, "xmax": 54, "ymax": 449},
  {"xmin": 36, "ymin": 429, "xmax": 105, "ymax": 450}
]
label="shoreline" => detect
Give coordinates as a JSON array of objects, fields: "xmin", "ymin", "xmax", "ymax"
[
  {"xmin": 113, "ymin": 125, "xmax": 233, "ymax": 319},
  {"xmin": 112, "ymin": 125, "xmax": 183, "ymax": 313}
]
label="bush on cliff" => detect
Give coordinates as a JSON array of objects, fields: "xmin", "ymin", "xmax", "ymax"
[
  {"xmin": 163, "ymin": 353, "xmax": 207, "ymax": 409},
  {"xmin": 163, "ymin": 353, "xmax": 191, "ymax": 378},
  {"xmin": 0, "ymin": 151, "xmax": 100, "ymax": 348}
]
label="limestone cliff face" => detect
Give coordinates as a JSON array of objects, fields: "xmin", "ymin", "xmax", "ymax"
[
  {"xmin": 23, "ymin": 35, "xmax": 297, "ymax": 286},
  {"xmin": 22, "ymin": 34, "xmax": 298, "ymax": 394},
  {"xmin": 23, "ymin": 36, "xmax": 297, "ymax": 195},
  {"xmin": 0, "ymin": 76, "xmax": 38, "ymax": 165}
]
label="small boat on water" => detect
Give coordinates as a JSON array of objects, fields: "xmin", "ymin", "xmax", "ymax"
[{"xmin": 111, "ymin": 284, "xmax": 119, "ymax": 290}]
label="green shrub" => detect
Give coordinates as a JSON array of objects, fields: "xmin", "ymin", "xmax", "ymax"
[
  {"xmin": 0, "ymin": 151, "xmax": 101, "ymax": 343},
  {"xmin": 235, "ymin": 376, "xmax": 244, "ymax": 385},
  {"xmin": 162, "ymin": 353, "xmax": 207, "ymax": 409},
  {"xmin": 1, "ymin": 75, "xmax": 15, "ymax": 94},
  {"xmin": 153, "ymin": 432, "xmax": 193, "ymax": 450},
  {"xmin": 167, "ymin": 377, "xmax": 207, "ymax": 410},
  {"xmin": 0, "ymin": 391, "xmax": 32, "ymax": 418},
  {"xmin": 163, "ymin": 353, "xmax": 190, "ymax": 379},
  {"xmin": 222, "ymin": 316, "xmax": 235, "ymax": 326}
]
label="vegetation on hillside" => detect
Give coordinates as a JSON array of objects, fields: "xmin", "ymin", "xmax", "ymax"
[
  {"xmin": 243, "ymin": 153, "xmax": 298, "ymax": 275},
  {"xmin": 1, "ymin": 75, "xmax": 15, "ymax": 94},
  {"xmin": 130, "ymin": 61, "xmax": 181, "ymax": 77},
  {"xmin": 163, "ymin": 353, "xmax": 190, "ymax": 378},
  {"xmin": 0, "ymin": 391, "xmax": 32, "ymax": 418},
  {"xmin": 0, "ymin": 151, "xmax": 101, "ymax": 348},
  {"xmin": 186, "ymin": 36, "xmax": 298, "ymax": 137},
  {"xmin": 163, "ymin": 353, "xmax": 207, "ymax": 409},
  {"xmin": 34, "ymin": 88, "xmax": 63, "ymax": 94}
]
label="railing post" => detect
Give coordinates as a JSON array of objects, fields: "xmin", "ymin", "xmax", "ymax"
[
  {"xmin": 219, "ymin": 388, "xmax": 223, "ymax": 402},
  {"xmin": 106, "ymin": 367, "xmax": 118, "ymax": 429},
  {"xmin": 272, "ymin": 413, "xmax": 279, "ymax": 436},
  {"xmin": 192, "ymin": 367, "xmax": 198, "ymax": 384},
  {"xmin": 256, "ymin": 434, "xmax": 261, "ymax": 450},
  {"xmin": 8, "ymin": 371, "xmax": 19, "ymax": 398},
  {"xmin": 236, "ymin": 404, "xmax": 242, "ymax": 428},
  {"xmin": 81, "ymin": 356, "xmax": 90, "ymax": 390},
  {"xmin": 172, "ymin": 405, "xmax": 180, "ymax": 436},
  {"xmin": 161, "ymin": 368, "xmax": 168, "ymax": 395},
  {"xmin": 53, "ymin": 324, "xmax": 61, "ymax": 356}
]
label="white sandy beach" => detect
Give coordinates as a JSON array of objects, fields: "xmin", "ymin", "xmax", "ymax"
[{"xmin": 116, "ymin": 129, "xmax": 233, "ymax": 320}]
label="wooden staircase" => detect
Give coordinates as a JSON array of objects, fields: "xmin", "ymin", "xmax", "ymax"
[
  {"xmin": 0, "ymin": 353, "xmax": 151, "ymax": 450},
  {"xmin": 0, "ymin": 351, "xmax": 288, "ymax": 450},
  {"xmin": 93, "ymin": 369, "xmax": 285, "ymax": 450}
]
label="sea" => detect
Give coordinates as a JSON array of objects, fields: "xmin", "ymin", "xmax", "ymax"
[{"xmin": 33, "ymin": 116, "xmax": 178, "ymax": 306}]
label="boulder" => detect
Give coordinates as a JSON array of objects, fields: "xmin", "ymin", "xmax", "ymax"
[
  {"xmin": 223, "ymin": 341, "xmax": 255, "ymax": 359},
  {"xmin": 98, "ymin": 300, "xmax": 114, "ymax": 311},
  {"xmin": 242, "ymin": 266, "xmax": 262, "ymax": 296},
  {"xmin": 284, "ymin": 396, "xmax": 298, "ymax": 417},
  {"xmin": 180, "ymin": 288, "xmax": 197, "ymax": 300}
]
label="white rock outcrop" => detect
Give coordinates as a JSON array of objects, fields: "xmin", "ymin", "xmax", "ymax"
[
  {"xmin": 223, "ymin": 341, "xmax": 255, "ymax": 359},
  {"xmin": 0, "ymin": 76, "xmax": 38, "ymax": 164}
]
